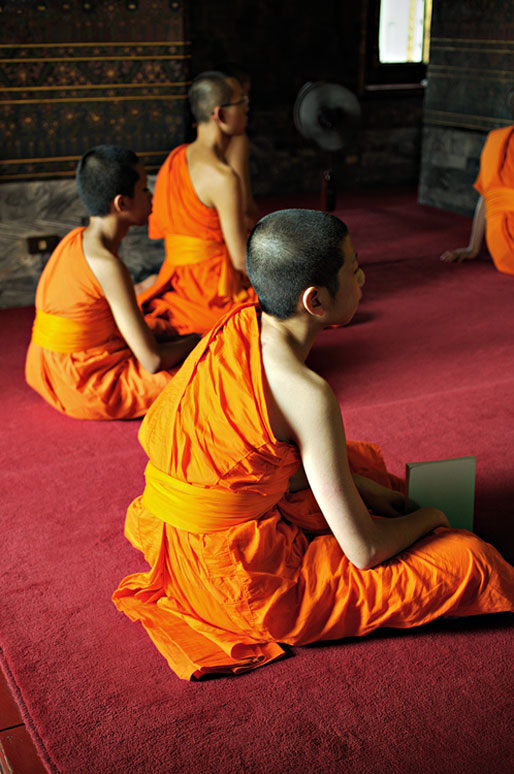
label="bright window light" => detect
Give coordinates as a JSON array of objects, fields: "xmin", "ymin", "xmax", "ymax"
[{"xmin": 379, "ymin": 0, "xmax": 432, "ymax": 64}]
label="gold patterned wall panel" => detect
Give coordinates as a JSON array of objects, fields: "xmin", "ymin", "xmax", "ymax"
[{"xmin": 0, "ymin": 0, "xmax": 190, "ymax": 181}]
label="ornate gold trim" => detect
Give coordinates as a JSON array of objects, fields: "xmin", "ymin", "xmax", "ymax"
[
  {"xmin": 429, "ymin": 64, "xmax": 514, "ymax": 80},
  {"xmin": 0, "ymin": 167, "xmax": 162, "ymax": 181},
  {"xmin": 431, "ymin": 37, "xmax": 514, "ymax": 46},
  {"xmin": 0, "ymin": 95, "xmax": 188, "ymax": 105},
  {"xmin": 1, "ymin": 150, "xmax": 172, "ymax": 164},
  {"xmin": 2, "ymin": 82, "xmax": 190, "ymax": 92},
  {"xmin": 424, "ymin": 109, "xmax": 511, "ymax": 130},
  {"xmin": 0, "ymin": 41, "xmax": 191, "ymax": 48},
  {"xmin": 0, "ymin": 55, "xmax": 190, "ymax": 62}
]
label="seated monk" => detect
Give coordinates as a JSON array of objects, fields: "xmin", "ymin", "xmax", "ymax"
[
  {"xmin": 215, "ymin": 62, "xmax": 260, "ymax": 230},
  {"xmin": 441, "ymin": 116, "xmax": 514, "ymax": 275},
  {"xmin": 113, "ymin": 209, "xmax": 514, "ymax": 680},
  {"xmin": 25, "ymin": 145, "xmax": 199, "ymax": 420},
  {"xmin": 136, "ymin": 70, "xmax": 257, "ymax": 335}
]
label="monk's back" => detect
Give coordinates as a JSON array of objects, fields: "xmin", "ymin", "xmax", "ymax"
[
  {"xmin": 140, "ymin": 304, "xmax": 299, "ymax": 493},
  {"xmin": 36, "ymin": 227, "xmax": 109, "ymax": 321},
  {"xmin": 149, "ymin": 144, "xmax": 223, "ymax": 242}
]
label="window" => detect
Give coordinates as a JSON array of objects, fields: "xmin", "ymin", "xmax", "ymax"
[
  {"xmin": 360, "ymin": 0, "xmax": 432, "ymax": 92},
  {"xmin": 379, "ymin": 0, "xmax": 432, "ymax": 64}
]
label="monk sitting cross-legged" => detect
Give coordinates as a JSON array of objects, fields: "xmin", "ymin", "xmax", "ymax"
[
  {"xmin": 25, "ymin": 145, "xmax": 199, "ymax": 420},
  {"xmin": 136, "ymin": 70, "xmax": 257, "ymax": 335},
  {"xmin": 113, "ymin": 209, "xmax": 514, "ymax": 680}
]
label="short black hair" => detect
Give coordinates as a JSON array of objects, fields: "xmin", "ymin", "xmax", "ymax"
[
  {"xmin": 76, "ymin": 145, "xmax": 140, "ymax": 216},
  {"xmin": 214, "ymin": 61, "xmax": 251, "ymax": 88},
  {"xmin": 188, "ymin": 71, "xmax": 234, "ymax": 123},
  {"xmin": 246, "ymin": 209, "xmax": 349, "ymax": 320}
]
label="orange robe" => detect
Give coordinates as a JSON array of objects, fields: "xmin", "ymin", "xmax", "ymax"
[
  {"xmin": 474, "ymin": 125, "xmax": 514, "ymax": 275},
  {"xmin": 113, "ymin": 303, "xmax": 514, "ymax": 680},
  {"xmin": 25, "ymin": 227, "xmax": 179, "ymax": 420},
  {"xmin": 138, "ymin": 144, "xmax": 257, "ymax": 334}
]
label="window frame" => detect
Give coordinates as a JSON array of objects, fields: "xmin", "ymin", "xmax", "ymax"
[{"xmin": 359, "ymin": 0, "xmax": 428, "ymax": 94}]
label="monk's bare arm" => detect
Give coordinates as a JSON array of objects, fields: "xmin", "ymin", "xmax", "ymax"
[
  {"xmin": 209, "ymin": 166, "xmax": 248, "ymax": 273},
  {"xmin": 441, "ymin": 196, "xmax": 485, "ymax": 262},
  {"xmin": 226, "ymin": 134, "xmax": 260, "ymax": 230},
  {"xmin": 284, "ymin": 376, "xmax": 449, "ymax": 569},
  {"xmin": 86, "ymin": 250, "xmax": 198, "ymax": 372}
]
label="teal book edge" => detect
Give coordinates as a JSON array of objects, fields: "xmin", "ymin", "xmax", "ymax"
[{"xmin": 405, "ymin": 456, "xmax": 476, "ymax": 531}]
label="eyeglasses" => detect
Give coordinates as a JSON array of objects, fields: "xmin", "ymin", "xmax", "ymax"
[{"xmin": 220, "ymin": 95, "xmax": 249, "ymax": 108}]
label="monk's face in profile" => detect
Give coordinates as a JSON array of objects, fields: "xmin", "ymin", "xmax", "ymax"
[
  {"xmin": 330, "ymin": 235, "xmax": 365, "ymax": 325},
  {"xmin": 220, "ymin": 77, "xmax": 249, "ymax": 135},
  {"xmin": 126, "ymin": 162, "xmax": 153, "ymax": 226}
]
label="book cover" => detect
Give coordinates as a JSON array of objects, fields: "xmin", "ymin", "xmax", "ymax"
[{"xmin": 405, "ymin": 456, "xmax": 476, "ymax": 531}]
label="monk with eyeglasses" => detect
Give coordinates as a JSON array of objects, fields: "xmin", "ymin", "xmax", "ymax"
[{"xmin": 137, "ymin": 71, "xmax": 257, "ymax": 335}]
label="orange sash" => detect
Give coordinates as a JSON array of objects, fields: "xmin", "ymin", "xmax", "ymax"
[
  {"xmin": 142, "ymin": 461, "xmax": 282, "ymax": 533},
  {"xmin": 164, "ymin": 234, "xmax": 241, "ymax": 300},
  {"xmin": 484, "ymin": 186, "xmax": 514, "ymax": 219},
  {"xmin": 31, "ymin": 308, "xmax": 116, "ymax": 353}
]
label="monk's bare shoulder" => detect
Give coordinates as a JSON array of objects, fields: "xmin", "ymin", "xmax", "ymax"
[
  {"xmin": 187, "ymin": 144, "xmax": 240, "ymax": 208},
  {"xmin": 262, "ymin": 348, "xmax": 336, "ymax": 444},
  {"xmin": 82, "ymin": 232, "xmax": 131, "ymax": 292}
]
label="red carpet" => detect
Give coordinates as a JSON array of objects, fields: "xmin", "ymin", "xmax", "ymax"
[{"xmin": 1, "ymin": 190, "xmax": 513, "ymax": 773}]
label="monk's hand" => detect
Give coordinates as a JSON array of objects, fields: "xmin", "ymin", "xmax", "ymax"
[
  {"xmin": 440, "ymin": 247, "xmax": 479, "ymax": 263},
  {"xmin": 353, "ymin": 475, "xmax": 405, "ymax": 518},
  {"xmin": 134, "ymin": 273, "xmax": 158, "ymax": 295}
]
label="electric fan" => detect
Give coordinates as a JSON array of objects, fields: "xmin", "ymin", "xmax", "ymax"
[{"xmin": 293, "ymin": 81, "xmax": 361, "ymax": 210}]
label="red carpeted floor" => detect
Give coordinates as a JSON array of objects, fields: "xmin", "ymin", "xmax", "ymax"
[{"xmin": 1, "ymin": 190, "xmax": 513, "ymax": 774}]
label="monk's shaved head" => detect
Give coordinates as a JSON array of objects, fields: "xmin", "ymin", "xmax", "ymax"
[
  {"xmin": 188, "ymin": 71, "xmax": 234, "ymax": 123},
  {"xmin": 246, "ymin": 209, "xmax": 349, "ymax": 320},
  {"xmin": 76, "ymin": 145, "xmax": 140, "ymax": 217}
]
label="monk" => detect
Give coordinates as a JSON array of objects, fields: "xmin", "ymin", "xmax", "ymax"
[
  {"xmin": 113, "ymin": 209, "xmax": 514, "ymax": 680},
  {"xmin": 137, "ymin": 70, "xmax": 257, "ymax": 335},
  {"xmin": 25, "ymin": 145, "xmax": 199, "ymax": 420},
  {"xmin": 215, "ymin": 62, "xmax": 260, "ymax": 229},
  {"xmin": 441, "ymin": 124, "xmax": 514, "ymax": 275}
]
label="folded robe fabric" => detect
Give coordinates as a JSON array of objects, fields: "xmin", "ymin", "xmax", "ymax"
[
  {"xmin": 138, "ymin": 144, "xmax": 257, "ymax": 334},
  {"xmin": 113, "ymin": 303, "xmax": 514, "ymax": 680},
  {"xmin": 25, "ymin": 227, "xmax": 178, "ymax": 420},
  {"xmin": 474, "ymin": 125, "xmax": 514, "ymax": 275}
]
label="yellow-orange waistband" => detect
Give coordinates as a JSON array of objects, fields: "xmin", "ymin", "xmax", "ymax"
[
  {"xmin": 31, "ymin": 308, "xmax": 116, "ymax": 353},
  {"xmin": 164, "ymin": 233, "xmax": 225, "ymax": 266},
  {"xmin": 484, "ymin": 186, "xmax": 514, "ymax": 219},
  {"xmin": 164, "ymin": 233, "xmax": 240, "ymax": 299},
  {"xmin": 142, "ymin": 460, "xmax": 282, "ymax": 533}
]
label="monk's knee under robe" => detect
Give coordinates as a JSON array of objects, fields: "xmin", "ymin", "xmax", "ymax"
[
  {"xmin": 26, "ymin": 228, "xmax": 177, "ymax": 420},
  {"xmin": 113, "ymin": 303, "xmax": 514, "ymax": 679}
]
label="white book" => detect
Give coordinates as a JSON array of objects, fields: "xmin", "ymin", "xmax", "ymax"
[{"xmin": 405, "ymin": 456, "xmax": 476, "ymax": 531}]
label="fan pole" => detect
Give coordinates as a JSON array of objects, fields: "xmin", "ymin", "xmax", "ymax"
[{"xmin": 320, "ymin": 153, "xmax": 336, "ymax": 212}]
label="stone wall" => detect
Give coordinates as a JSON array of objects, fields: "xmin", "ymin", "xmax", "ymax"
[
  {"xmin": 419, "ymin": 0, "xmax": 514, "ymax": 215},
  {"xmin": 0, "ymin": 176, "xmax": 163, "ymax": 309}
]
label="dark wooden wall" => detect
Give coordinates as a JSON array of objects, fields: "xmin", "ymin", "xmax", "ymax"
[
  {"xmin": 189, "ymin": 0, "xmax": 424, "ymax": 196},
  {"xmin": 1, "ymin": 0, "xmax": 425, "ymax": 194},
  {"xmin": 419, "ymin": 0, "xmax": 514, "ymax": 215},
  {"xmin": 0, "ymin": 0, "xmax": 189, "ymax": 182}
]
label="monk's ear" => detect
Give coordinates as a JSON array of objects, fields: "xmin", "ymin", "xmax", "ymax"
[
  {"xmin": 301, "ymin": 286, "xmax": 325, "ymax": 318},
  {"xmin": 212, "ymin": 106, "xmax": 223, "ymax": 125},
  {"xmin": 113, "ymin": 193, "xmax": 128, "ymax": 214}
]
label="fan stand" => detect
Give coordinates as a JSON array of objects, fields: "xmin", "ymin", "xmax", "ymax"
[{"xmin": 320, "ymin": 153, "xmax": 336, "ymax": 211}]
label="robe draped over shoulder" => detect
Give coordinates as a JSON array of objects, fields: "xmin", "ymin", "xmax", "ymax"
[
  {"xmin": 138, "ymin": 144, "xmax": 257, "ymax": 334},
  {"xmin": 474, "ymin": 125, "xmax": 514, "ymax": 275},
  {"xmin": 25, "ymin": 228, "xmax": 177, "ymax": 420},
  {"xmin": 113, "ymin": 304, "xmax": 514, "ymax": 680}
]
